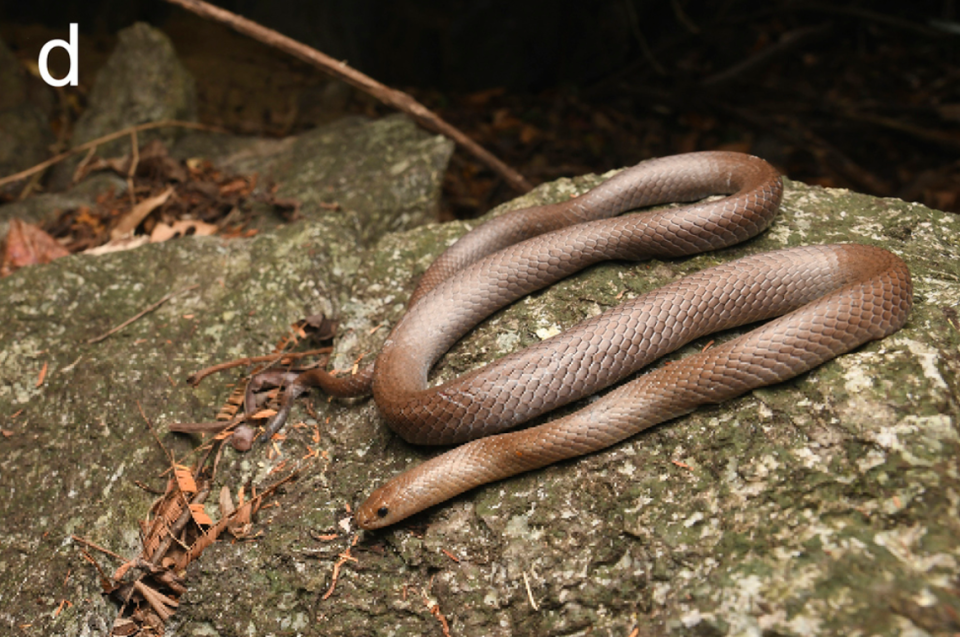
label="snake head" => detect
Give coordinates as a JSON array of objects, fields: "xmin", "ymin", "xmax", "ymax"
[
  {"xmin": 355, "ymin": 481, "xmax": 416, "ymax": 530},
  {"xmin": 355, "ymin": 458, "xmax": 458, "ymax": 530},
  {"xmin": 355, "ymin": 497, "xmax": 393, "ymax": 530}
]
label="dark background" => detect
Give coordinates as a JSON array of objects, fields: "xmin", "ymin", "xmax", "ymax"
[{"xmin": 1, "ymin": 0, "xmax": 957, "ymax": 218}]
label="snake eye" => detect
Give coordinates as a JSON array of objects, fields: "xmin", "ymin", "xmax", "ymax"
[{"xmin": 377, "ymin": 506, "xmax": 389, "ymax": 518}]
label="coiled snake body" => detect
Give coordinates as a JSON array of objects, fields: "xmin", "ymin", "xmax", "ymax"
[{"xmin": 266, "ymin": 151, "xmax": 913, "ymax": 530}]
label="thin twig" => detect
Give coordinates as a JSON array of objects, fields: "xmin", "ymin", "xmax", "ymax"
[
  {"xmin": 71, "ymin": 146, "xmax": 98, "ymax": 184},
  {"xmin": 522, "ymin": 570, "xmax": 540, "ymax": 611},
  {"xmin": 126, "ymin": 128, "xmax": 139, "ymax": 207},
  {"xmin": 150, "ymin": 484, "xmax": 212, "ymax": 566},
  {"xmin": 701, "ymin": 24, "xmax": 831, "ymax": 87},
  {"xmin": 79, "ymin": 550, "xmax": 113, "ymax": 586},
  {"xmin": 421, "ymin": 587, "xmax": 453, "ymax": 637},
  {"xmin": 788, "ymin": 2, "xmax": 941, "ymax": 37},
  {"xmin": 0, "ymin": 120, "xmax": 226, "ymax": 189},
  {"xmin": 86, "ymin": 284, "xmax": 200, "ymax": 344},
  {"xmin": 133, "ymin": 580, "xmax": 178, "ymax": 621},
  {"xmin": 167, "ymin": 414, "xmax": 245, "ymax": 435},
  {"xmin": 622, "ymin": 0, "xmax": 667, "ymax": 75},
  {"xmin": 139, "ymin": 401, "xmax": 175, "ymax": 467},
  {"xmin": 128, "ymin": 128, "xmax": 140, "ymax": 179},
  {"xmin": 837, "ymin": 110, "xmax": 960, "ymax": 152},
  {"xmin": 71, "ymin": 534, "xmax": 128, "ymax": 562},
  {"xmin": 714, "ymin": 100, "xmax": 892, "ymax": 195},
  {"xmin": 186, "ymin": 346, "xmax": 332, "ymax": 386},
  {"xmin": 17, "ymin": 169, "xmax": 44, "ymax": 201},
  {"xmin": 671, "ymin": 0, "xmax": 701, "ymax": 33},
  {"xmin": 322, "ymin": 549, "xmax": 358, "ymax": 600},
  {"xmin": 162, "ymin": 0, "xmax": 533, "ymax": 193}
]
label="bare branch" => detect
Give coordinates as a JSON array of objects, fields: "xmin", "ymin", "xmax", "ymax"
[{"xmin": 163, "ymin": 0, "xmax": 533, "ymax": 193}]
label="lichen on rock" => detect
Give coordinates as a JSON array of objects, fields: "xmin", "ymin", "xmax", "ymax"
[{"xmin": 0, "ymin": 149, "xmax": 957, "ymax": 636}]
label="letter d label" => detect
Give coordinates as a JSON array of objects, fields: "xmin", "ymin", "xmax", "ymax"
[{"xmin": 39, "ymin": 23, "xmax": 79, "ymax": 87}]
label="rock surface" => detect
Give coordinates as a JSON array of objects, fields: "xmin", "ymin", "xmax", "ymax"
[
  {"xmin": 0, "ymin": 143, "xmax": 957, "ymax": 637},
  {"xmin": 0, "ymin": 37, "xmax": 56, "ymax": 198},
  {"xmin": 72, "ymin": 22, "xmax": 198, "ymax": 150},
  {"xmin": 49, "ymin": 23, "xmax": 198, "ymax": 190},
  {"xmin": 170, "ymin": 114, "xmax": 455, "ymax": 244}
]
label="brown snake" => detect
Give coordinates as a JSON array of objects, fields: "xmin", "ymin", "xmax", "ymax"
[{"xmin": 260, "ymin": 151, "xmax": 913, "ymax": 530}]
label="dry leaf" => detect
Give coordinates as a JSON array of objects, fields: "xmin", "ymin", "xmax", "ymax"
[
  {"xmin": 226, "ymin": 501, "xmax": 254, "ymax": 538},
  {"xmin": 111, "ymin": 560, "xmax": 136, "ymax": 582},
  {"xmin": 218, "ymin": 177, "xmax": 250, "ymax": 196},
  {"xmin": 110, "ymin": 187, "xmax": 174, "ymax": 240},
  {"xmin": 149, "ymin": 219, "xmax": 218, "ymax": 243},
  {"xmin": 111, "ymin": 617, "xmax": 139, "ymax": 636},
  {"xmin": 183, "ymin": 525, "xmax": 220, "ymax": 565},
  {"xmin": 82, "ymin": 235, "xmax": 150, "ymax": 255},
  {"xmin": 1, "ymin": 218, "xmax": 70, "ymax": 277},
  {"xmin": 173, "ymin": 465, "xmax": 197, "ymax": 494},
  {"xmin": 218, "ymin": 486, "xmax": 235, "ymax": 518},
  {"xmin": 35, "ymin": 362, "xmax": 48, "ymax": 387},
  {"xmin": 188, "ymin": 503, "xmax": 213, "ymax": 526}
]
